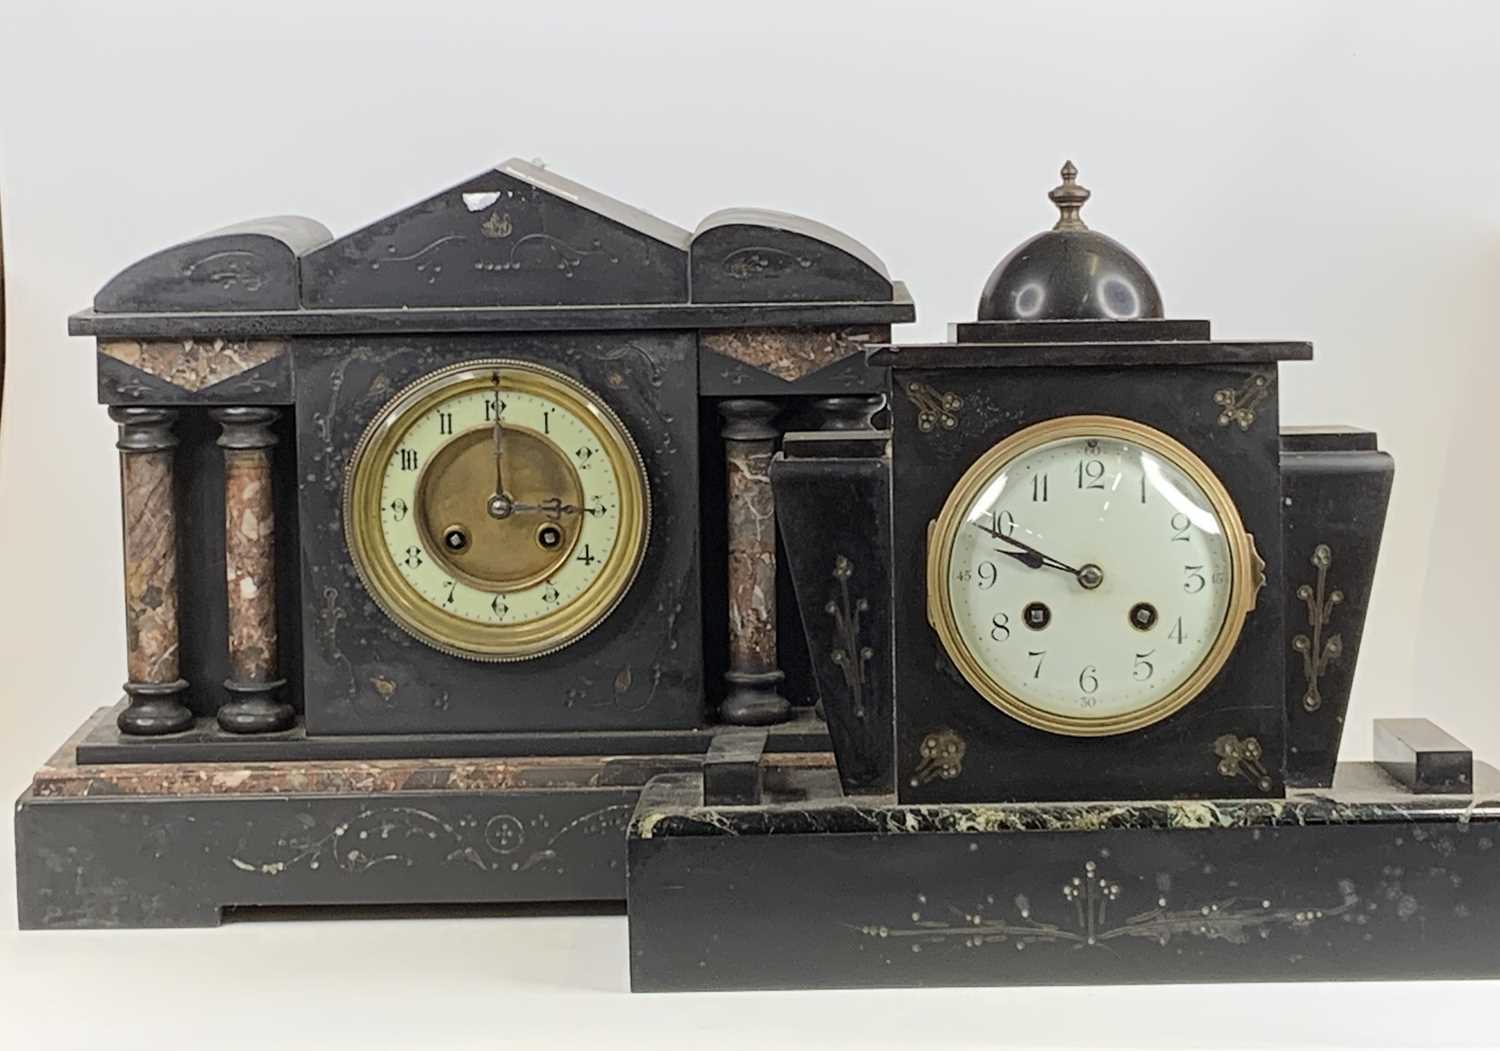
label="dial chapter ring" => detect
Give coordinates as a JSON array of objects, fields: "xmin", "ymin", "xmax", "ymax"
[
  {"xmin": 343, "ymin": 358, "xmax": 650, "ymax": 663},
  {"xmin": 925, "ymin": 414, "xmax": 1256, "ymax": 737}
]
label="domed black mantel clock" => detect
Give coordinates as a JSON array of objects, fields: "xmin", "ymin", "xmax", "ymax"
[
  {"xmin": 891, "ymin": 162, "xmax": 1300, "ymax": 803},
  {"xmin": 625, "ymin": 165, "xmax": 1500, "ymax": 995}
]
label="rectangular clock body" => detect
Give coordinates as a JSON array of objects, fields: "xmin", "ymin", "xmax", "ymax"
[
  {"xmin": 295, "ymin": 332, "xmax": 701, "ymax": 734},
  {"xmin": 888, "ymin": 340, "xmax": 1301, "ymax": 804}
]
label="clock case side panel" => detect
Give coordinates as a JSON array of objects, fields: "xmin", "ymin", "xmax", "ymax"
[
  {"xmin": 293, "ymin": 332, "xmax": 703, "ymax": 735},
  {"xmin": 1281, "ymin": 433, "xmax": 1395, "ymax": 788},
  {"xmin": 891, "ymin": 364, "xmax": 1287, "ymax": 804}
]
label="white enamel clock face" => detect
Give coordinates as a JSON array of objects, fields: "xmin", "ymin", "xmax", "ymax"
[
  {"xmin": 928, "ymin": 415, "xmax": 1259, "ymax": 736},
  {"xmin": 344, "ymin": 359, "xmax": 650, "ymax": 662}
]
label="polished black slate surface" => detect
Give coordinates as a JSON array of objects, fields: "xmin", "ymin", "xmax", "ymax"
[
  {"xmin": 628, "ymin": 760, "xmax": 1500, "ymax": 991},
  {"xmin": 70, "ymin": 290, "xmax": 916, "ymax": 339},
  {"xmin": 950, "ymin": 318, "xmax": 1211, "ymax": 344},
  {"xmin": 18, "ymin": 785, "xmax": 640, "ymax": 929},
  {"xmin": 978, "ymin": 227, "xmax": 1165, "ymax": 322},
  {"xmin": 1376, "ymin": 719, "xmax": 1473, "ymax": 794},
  {"xmin": 1281, "ymin": 437, "xmax": 1394, "ymax": 787},
  {"xmin": 94, "ymin": 216, "xmax": 333, "ymax": 314},
  {"xmin": 869, "ymin": 340, "xmax": 1311, "ymax": 369},
  {"xmin": 631, "ymin": 761, "xmax": 1500, "ymax": 837},
  {"xmin": 888, "ymin": 363, "xmax": 1287, "ymax": 803},
  {"xmin": 75, "ymin": 700, "xmax": 831, "ymax": 765},
  {"xmin": 690, "ymin": 208, "xmax": 893, "ymax": 305}
]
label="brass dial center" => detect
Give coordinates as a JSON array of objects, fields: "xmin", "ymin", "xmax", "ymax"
[{"xmin": 416, "ymin": 426, "xmax": 583, "ymax": 592}]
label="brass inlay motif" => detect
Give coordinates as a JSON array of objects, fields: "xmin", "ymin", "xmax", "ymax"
[
  {"xmin": 1213, "ymin": 373, "xmax": 1272, "ymax": 430},
  {"xmin": 857, "ymin": 859, "xmax": 1356, "ymax": 950},
  {"xmin": 826, "ymin": 555, "xmax": 873, "ymax": 719},
  {"xmin": 911, "ymin": 729, "xmax": 965, "ymax": 787},
  {"xmin": 926, "ymin": 415, "xmax": 1260, "ymax": 737},
  {"xmin": 1292, "ymin": 544, "xmax": 1344, "ymax": 713},
  {"xmin": 903, "ymin": 381, "xmax": 962, "ymax": 433},
  {"xmin": 1215, "ymin": 734, "xmax": 1273, "ymax": 792}
]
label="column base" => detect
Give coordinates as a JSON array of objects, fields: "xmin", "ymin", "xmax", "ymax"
[
  {"xmin": 217, "ymin": 678, "xmax": 295, "ymax": 734},
  {"xmin": 118, "ymin": 680, "xmax": 193, "ymax": 736},
  {"xmin": 719, "ymin": 670, "xmax": 792, "ymax": 726}
]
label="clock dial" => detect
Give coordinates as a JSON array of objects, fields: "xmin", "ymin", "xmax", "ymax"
[
  {"xmin": 344, "ymin": 359, "xmax": 649, "ymax": 661},
  {"xmin": 927, "ymin": 415, "xmax": 1261, "ymax": 736}
]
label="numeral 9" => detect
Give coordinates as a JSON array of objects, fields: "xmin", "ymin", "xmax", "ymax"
[{"xmin": 977, "ymin": 561, "xmax": 998, "ymax": 590}]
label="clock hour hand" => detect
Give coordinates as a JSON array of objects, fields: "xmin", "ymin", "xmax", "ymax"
[
  {"xmin": 973, "ymin": 521, "xmax": 1104, "ymax": 589},
  {"xmin": 507, "ymin": 497, "xmax": 606, "ymax": 519}
]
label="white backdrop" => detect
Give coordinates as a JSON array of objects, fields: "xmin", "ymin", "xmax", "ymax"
[{"xmin": 1, "ymin": 2, "xmax": 1498, "ymax": 1047}]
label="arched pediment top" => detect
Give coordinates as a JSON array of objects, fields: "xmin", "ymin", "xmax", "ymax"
[
  {"xmin": 94, "ymin": 216, "xmax": 332, "ymax": 313},
  {"xmin": 690, "ymin": 208, "xmax": 893, "ymax": 304}
]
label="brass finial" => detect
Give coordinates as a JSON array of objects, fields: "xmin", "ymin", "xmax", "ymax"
[{"xmin": 1048, "ymin": 160, "xmax": 1090, "ymax": 231}]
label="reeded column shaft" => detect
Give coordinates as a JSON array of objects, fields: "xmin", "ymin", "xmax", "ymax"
[
  {"xmin": 111, "ymin": 406, "xmax": 192, "ymax": 735},
  {"xmin": 214, "ymin": 407, "xmax": 293, "ymax": 734},
  {"xmin": 719, "ymin": 398, "xmax": 790, "ymax": 725}
]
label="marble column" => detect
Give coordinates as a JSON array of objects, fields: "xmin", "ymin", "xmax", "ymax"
[
  {"xmin": 213, "ymin": 407, "xmax": 293, "ymax": 734},
  {"xmin": 719, "ymin": 399, "xmax": 790, "ymax": 725},
  {"xmin": 110, "ymin": 406, "xmax": 193, "ymax": 735}
]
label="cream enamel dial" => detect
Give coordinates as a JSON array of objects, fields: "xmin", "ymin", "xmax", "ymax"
[
  {"xmin": 344, "ymin": 359, "xmax": 649, "ymax": 661},
  {"xmin": 927, "ymin": 415, "xmax": 1261, "ymax": 736}
]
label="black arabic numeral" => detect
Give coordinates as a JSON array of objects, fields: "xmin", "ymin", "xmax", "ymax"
[
  {"xmin": 1079, "ymin": 665, "xmax": 1099, "ymax": 694},
  {"xmin": 990, "ymin": 612, "xmax": 1011, "ymax": 642},
  {"xmin": 977, "ymin": 561, "xmax": 998, "ymax": 590},
  {"xmin": 1170, "ymin": 616, "xmax": 1185, "ymax": 644},
  {"xmin": 1170, "ymin": 512, "xmax": 1191, "ymax": 542},
  {"xmin": 1133, "ymin": 650, "xmax": 1155, "ymax": 681},
  {"xmin": 389, "ymin": 498, "xmax": 408, "ymax": 521},
  {"xmin": 403, "ymin": 545, "xmax": 424, "ymax": 569},
  {"xmin": 1077, "ymin": 458, "xmax": 1105, "ymax": 490},
  {"xmin": 1183, "ymin": 565, "xmax": 1207, "ymax": 593},
  {"xmin": 576, "ymin": 543, "xmax": 596, "ymax": 565},
  {"xmin": 442, "ymin": 580, "xmax": 456, "ymax": 606},
  {"xmin": 1028, "ymin": 650, "xmax": 1046, "ymax": 679},
  {"xmin": 491, "ymin": 594, "xmax": 508, "ymax": 618}
]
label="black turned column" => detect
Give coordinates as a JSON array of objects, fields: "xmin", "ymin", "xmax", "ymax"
[
  {"xmin": 110, "ymin": 406, "xmax": 193, "ymax": 735},
  {"xmin": 814, "ymin": 395, "xmax": 886, "ymax": 431},
  {"xmin": 213, "ymin": 407, "xmax": 294, "ymax": 733},
  {"xmin": 719, "ymin": 399, "xmax": 791, "ymax": 725}
]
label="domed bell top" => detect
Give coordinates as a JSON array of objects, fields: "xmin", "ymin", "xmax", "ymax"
[{"xmin": 976, "ymin": 162, "xmax": 1164, "ymax": 322}]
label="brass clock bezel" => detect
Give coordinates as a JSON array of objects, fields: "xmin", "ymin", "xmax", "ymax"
[
  {"xmin": 926, "ymin": 414, "xmax": 1259, "ymax": 737},
  {"xmin": 343, "ymin": 358, "xmax": 650, "ymax": 663}
]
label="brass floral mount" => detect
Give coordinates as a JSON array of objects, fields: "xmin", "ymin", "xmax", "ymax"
[
  {"xmin": 1213, "ymin": 373, "xmax": 1272, "ymax": 430},
  {"xmin": 1215, "ymin": 734, "xmax": 1273, "ymax": 792},
  {"xmin": 911, "ymin": 729, "xmax": 966, "ymax": 787},
  {"xmin": 1292, "ymin": 544, "xmax": 1344, "ymax": 713},
  {"xmin": 827, "ymin": 556, "xmax": 873, "ymax": 720},
  {"xmin": 903, "ymin": 381, "xmax": 962, "ymax": 433},
  {"xmin": 857, "ymin": 858, "xmax": 1357, "ymax": 950}
]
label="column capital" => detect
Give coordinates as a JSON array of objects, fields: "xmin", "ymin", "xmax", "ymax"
[
  {"xmin": 719, "ymin": 398, "xmax": 780, "ymax": 442},
  {"xmin": 108, "ymin": 405, "xmax": 178, "ymax": 452},
  {"xmin": 211, "ymin": 406, "xmax": 279, "ymax": 450}
]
